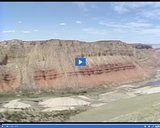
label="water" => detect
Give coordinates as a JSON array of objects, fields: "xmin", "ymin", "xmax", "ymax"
[
  {"xmin": 143, "ymin": 80, "xmax": 160, "ymax": 86},
  {"xmin": 137, "ymin": 79, "xmax": 160, "ymax": 88}
]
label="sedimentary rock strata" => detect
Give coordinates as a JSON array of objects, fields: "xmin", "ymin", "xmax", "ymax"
[{"xmin": 0, "ymin": 39, "xmax": 159, "ymax": 92}]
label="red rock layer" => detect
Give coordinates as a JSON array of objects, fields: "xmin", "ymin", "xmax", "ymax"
[
  {"xmin": 0, "ymin": 74, "xmax": 17, "ymax": 92},
  {"xmin": 34, "ymin": 62, "xmax": 139, "ymax": 89}
]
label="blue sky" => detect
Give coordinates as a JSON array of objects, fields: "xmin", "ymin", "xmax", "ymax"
[{"xmin": 1, "ymin": 2, "xmax": 160, "ymax": 44}]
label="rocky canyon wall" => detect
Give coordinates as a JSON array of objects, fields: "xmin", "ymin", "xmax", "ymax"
[{"xmin": 0, "ymin": 39, "xmax": 159, "ymax": 92}]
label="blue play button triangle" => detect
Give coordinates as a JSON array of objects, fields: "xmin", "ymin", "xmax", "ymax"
[{"xmin": 75, "ymin": 58, "xmax": 86, "ymax": 66}]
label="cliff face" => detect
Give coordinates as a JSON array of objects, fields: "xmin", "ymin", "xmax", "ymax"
[{"xmin": 0, "ymin": 39, "xmax": 159, "ymax": 93}]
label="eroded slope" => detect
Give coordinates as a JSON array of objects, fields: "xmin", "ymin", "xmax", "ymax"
[{"xmin": 0, "ymin": 39, "xmax": 158, "ymax": 92}]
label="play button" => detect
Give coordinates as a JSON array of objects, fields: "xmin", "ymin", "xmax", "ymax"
[
  {"xmin": 79, "ymin": 60, "xmax": 82, "ymax": 64},
  {"xmin": 75, "ymin": 58, "xmax": 86, "ymax": 66}
]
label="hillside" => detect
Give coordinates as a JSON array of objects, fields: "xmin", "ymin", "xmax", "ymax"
[
  {"xmin": 0, "ymin": 39, "xmax": 159, "ymax": 93},
  {"xmin": 69, "ymin": 91, "xmax": 160, "ymax": 122}
]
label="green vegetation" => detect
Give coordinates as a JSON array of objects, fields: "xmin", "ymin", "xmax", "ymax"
[
  {"xmin": 0, "ymin": 93, "xmax": 16, "ymax": 98},
  {"xmin": 69, "ymin": 92, "xmax": 160, "ymax": 122},
  {"xmin": 0, "ymin": 108, "xmax": 87, "ymax": 122},
  {"xmin": 3, "ymin": 111, "xmax": 26, "ymax": 121},
  {"xmin": 0, "ymin": 93, "xmax": 16, "ymax": 102},
  {"xmin": 109, "ymin": 104, "xmax": 160, "ymax": 122}
]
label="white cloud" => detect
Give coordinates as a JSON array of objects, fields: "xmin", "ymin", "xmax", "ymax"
[
  {"xmin": 137, "ymin": 9, "xmax": 160, "ymax": 19},
  {"xmin": 82, "ymin": 28, "xmax": 108, "ymax": 35},
  {"xmin": 92, "ymin": 17, "xmax": 104, "ymax": 20},
  {"xmin": 21, "ymin": 30, "xmax": 30, "ymax": 33},
  {"xmin": 98, "ymin": 20, "xmax": 160, "ymax": 36},
  {"xmin": 111, "ymin": 2, "xmax": 160, "ymax": 14},
  {"xmin": 73, "ymin": 2, "xmax": 98, "ymax": 11},
  {"xmin": 2, "ymin": 30, "xmax": 16, "ymax": 33},
  {"xmin": 73, "ymin": 2, "xmax": 88, "ymax": 11},
  {"xmin": 111, "ymin": 2, "xmax": 160, "ymax": 20},
  {"xmin": 34, "ymin": 29, "xmax": 38, "ymax": 32},
  {"xmin": 127, "ymin": 22, "xmax": 152, "ymax": 28},
  {"xmin": 99, "ymin": 21, "xmax": 125, "ymax": 28},
  {"xmin": 135, "ymin": 26, "xmax": 160, "ymax": 35},
  {"xmin": 111, "ymin": 3, "xmax": 129, "ymax": 13},
  {"xmin": 74, "ymin": 2, "xmax": 85, "ymax": 7},
  {"xmin": 59, "ymin": 23, "xmax": 66, "ymax": 26},
  {"xmin": 18, "ymin": 21, "xmax": 22, "ymax": 24},
  {"xmin": 76, "ymin": 21, "xmax": 81, "ymax": 24},
  {"xmin": 99, "ymin": 21, "xmax": 152, "ymax": 28}
]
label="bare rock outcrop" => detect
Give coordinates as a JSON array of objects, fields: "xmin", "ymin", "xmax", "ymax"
[
  {"xmin": 129, "ymin": 43, "xmax": 152, "ymax": 49},
  {"xmin": 0, "ymin": 39, "xmax": 159, "ymax": 93}
]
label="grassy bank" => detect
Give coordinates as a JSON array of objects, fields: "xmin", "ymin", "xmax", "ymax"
[{"xmin": 69, "ymin": 92, "xmax": 160, "ymax": 122}]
